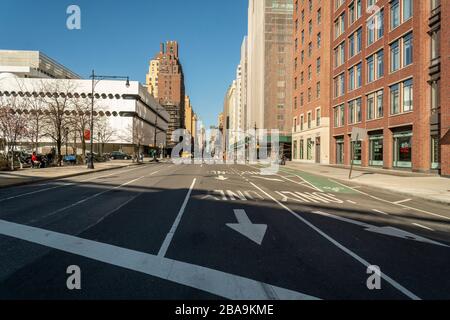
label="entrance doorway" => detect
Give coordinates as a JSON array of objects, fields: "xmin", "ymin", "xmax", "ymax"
[{"xmin": 315, "ymin": 137, "xmax": 321, "ymax": 164}]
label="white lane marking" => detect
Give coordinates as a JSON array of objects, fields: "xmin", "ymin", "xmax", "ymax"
[
  {"xmin": 215, "ymin": 175, "xmax": 228, "ymax": 181},
  {"xmin": 330, "ymin": 179, "xmax": 450, "ymax": 222},
  {"xmin": 246, "ymin": 181, "xmax": 422, "ymax": 300},
  {"xmin": 158, "ymin": 178, "xmax": 197, "ymax": 257},
  {"xmin": 347, "ymin": 200, "xmax": 357, "ymax": 204},
  {"xmin": 247, "ymin": 165, "xmax": 322, "ymax": 192},
  {"xmin": 29, "ymin": 169, "xmax": 162, "ymax": 224},
  {"xmin": 412, "ymin": 223, "xmax": 435, "ymax": 232},
  {"xmin": 226, "ymin": 209, "xmax": 268, "ymax": 245},
  {"xmin": 252, "ymin": 176, "xmax": 284, "ymax": 182},
  {"xmin": 0, "ymin": 219, "xmax": 318, "ymax": 300},
  {"xmin": 0, "ymin": 165, "xmax": 146, "ymax": 203},
  {"xmin": 394, "ymin": 199, "xmax": 412, "ymax": 204},
  {"xmin": 311, "ymin": 211, "xmax": 447, "ymax": 248},
  {"xmin": 372, "ymin": 209, "xmax": 389, "ymax": 216},
  {"xmin": 82, "ymin": 193, "xmax": 143, "ymax": 232}
]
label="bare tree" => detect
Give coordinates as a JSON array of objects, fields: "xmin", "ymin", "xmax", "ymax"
[
  {"xmin": 69, "ymin": 95, "xmax": 93, "ymax": 162},
  {"xmin": 0, "ymin": 96, "xmax": 28, "ymax": 170},
  {"xmin": 95, "ymin": 117, "xmax": 114, "ymax": 156},
  {"xmin": 122, "ymin": 119, "xmax": 145, "ymax": 163},
  {"xmin": 40, "ymin": 80, "xmax": 77, "ymax": 166}
]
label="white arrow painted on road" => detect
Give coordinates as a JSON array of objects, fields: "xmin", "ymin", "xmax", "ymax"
[
  {"xmin": 226, "ymin": 210, "xmax": 267, "ymax": 245},
  {"xmin": 216, "ymin": 175, "xmax": 228, "ymax": 181},
  {"xmin": 313, "ymin": 211, "xmax": 449, "ymax": 248},
  {"xmin": 252, "ymin": 176, "xmax": 284, "ymax": 182}
]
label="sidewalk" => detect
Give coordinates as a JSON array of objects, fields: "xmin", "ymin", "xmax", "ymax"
[
  {"xmin": 0, "ymin": 160, "xmax": 141, "ymax": 189},
  {"xmin": 285, "ymin": 162, "xmax": 450, "ymax": 205}
]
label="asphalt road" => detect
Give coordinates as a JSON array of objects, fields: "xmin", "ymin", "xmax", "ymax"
[{"xmin": 0, "ymin": 162, "xmax": 449, "ymax": 300}]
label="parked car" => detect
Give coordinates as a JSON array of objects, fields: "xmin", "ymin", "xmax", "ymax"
[{"xmin": 110, "ymin": 151, "xmax": 132, "ymax": 160}]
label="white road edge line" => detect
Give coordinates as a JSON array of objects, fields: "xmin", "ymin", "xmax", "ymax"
[
  {"xmin": 330, "ymin": 179, "xmax": 450, "ymax": 222},
  {"xmin": 372, "ymin": 209, "xmax": 389, "ymax": 216},
  {"xmin": 412, "ymin": 223, "xmax": 435, "ymax": 232},
  {"xmin": 158, "ymin": 178, "xmax": 197, "ymax": 257},
  {"xmin": 244, "ymin": 179, "xmax": 421, "ymax": 300},
  {"xmin": 0, "ymin": 219, "xmax": 318, "ymax": 300},
  {"xmin": 394, "ymin": 199, "xmax": 412, "ymax": 204},
  {"xmin": 29, "ymin": 168, "xmax": 163, "ymax": 224},
  {"xmin": 0, "ymin": 165, "xmax": 146, "ymax": 203}
]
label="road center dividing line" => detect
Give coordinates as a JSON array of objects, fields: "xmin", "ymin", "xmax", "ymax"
[
  {"xmin": 0, "ymin": 219, "xmax": 318, "ymax": 300},
  {"xmin": 245, "ymin": 180, "xmax": 421, "ymax": 301},
  {"xmin": 158, "ymin": 178, "xmax": 197, "ymax": 257}
]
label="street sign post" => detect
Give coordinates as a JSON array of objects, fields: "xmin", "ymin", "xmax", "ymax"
[{"xmin": 349, "ymin": 128, "xmax": 368, "ymax": 179}]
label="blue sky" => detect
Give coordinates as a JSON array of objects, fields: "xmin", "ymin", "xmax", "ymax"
[{"xmin": 0, "ymin": 0, "xmax": 248, "ymax": 127}]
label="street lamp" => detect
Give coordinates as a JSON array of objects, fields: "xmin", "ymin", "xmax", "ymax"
[{"xmin": 88, "ymin": 70, "xmax": 130, "ymax": 169}]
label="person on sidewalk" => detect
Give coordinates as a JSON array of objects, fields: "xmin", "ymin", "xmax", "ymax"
[{"xmin": 31, "ymin": 152, "xmax": 41, "ymax": 169}]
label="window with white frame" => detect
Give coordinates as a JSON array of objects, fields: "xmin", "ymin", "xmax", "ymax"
[
  {"xmin": 367, "ymin": 8, "xmax": 384, "ymax": 46},
  {"xmin": 334, "ymin": 41, "xmax": 346, "ymax": 67},
  {"xmin": 334, "ymin": 73, "xmax": 345, "ymax": 98},
  {"xmin": 367, "ymin": 90, "xmax": 384, "ymax": 120},
  {"xmin": 348, "ymin": 63, "xmax": 362, "ymax": 91},
  {"xmin": 367, "ymin": 49, "xmax": 384, "ymax": 83},
  {"xmin": 390, "ymin": 32, "xmax": 413, "ymax": 72},
  {"xmin": 348, "ymin": 98, "xmax": 362, "ymax": 124},
  {"xmin": 390, "ymin": 78, "xmax": 413, "ymax": 115}
]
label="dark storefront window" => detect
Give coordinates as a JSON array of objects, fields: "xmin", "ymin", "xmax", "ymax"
[
  {"xmin": 351, "ymin": 141, "xmax": 362, "ymax": 165},
  {"xmin": 431, "ymin": 135, "xmax": 440, "ymax": 170},
  {"xmin": 393, "ymin": 132, "xmax": 412, "ymax": 168},
  {"xmin": 370, "ymin": 135, "xmax": 384, "ymax": 166},
  {"xmin": 336, "ymin": 138, "xmax": 344, "ymax": 164}
]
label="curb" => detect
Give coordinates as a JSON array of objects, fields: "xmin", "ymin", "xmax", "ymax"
[
  {"xmin": 0, "ymin": 163, "xmax": 145, "ymax": 190},
  {"xmin": 285, "ymin": 165, "xmax": 450, "ymax": 207}
]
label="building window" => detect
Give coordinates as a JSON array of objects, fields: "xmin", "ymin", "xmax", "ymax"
[
  {"xmin": 317, "ymin": 8, "xmax": 322, "ymax": 24},
  {"xmin": 431, "ymin": 135, "xmax": 440, "ymax": 170},
  {"xmin": 403, "ymin": 0, "xmax": 413, "ymax": 21},
  {"xmin": 367, "ymin": 49, "xmax": 384, "ymax": 83},
  {"xmin": 430, "ymin": 80, "xmax": 440, "ymax": 112},
  {"xmin": 367, "ymin": 90, "xmax": 384, "ymax": 120},
  {"xmin": 369, "ymin": 135, "xmax": 384, "ymax": 166},
  {"xmin": 317, "ymin": 57, "xmax": 321, "ymax": 74},
  {"xmin": 390, "ymin": 79, "xmax": 414, "ymax": 115},
  {"xmin": 351, "ymin": 141, "xmax": 362, "ymax": 165},
  {"xmin": 334, "ymin": 13, "xmax": 346, "ymax": 39},
  {"xmin": 403, "ymin": 78, "xmax": 413, "ymax": 112},
  {"xmin": 300, "ymin": 140, "xmax": 304, "ymax": 159},
  {"xmin": 390, "ymin": 83, "xmax": 400, "ymax": 115},
  {"xmin": 367, "ymin": 8, "xmax": 384, "ymax": 46},
  {"xmin": 334, "ymin": 104, "xmax": 345, "ymax": 127},
  {"xmin": 336, "ymin": 138, "xmax": 345, "ymax": 164},
  {"xmin": 393, "ymin": 131, "xmax": 413, "ymax": 168},
  {"xmin": 316, "ymin": 82, "xmax": 321, "ymax": 98},
  {"xmin": 293, "ymin": 140, "xmax": 298, "ymax": 159},
  {"xmin": 349, "ymin": 28, "xmax": 362, "ymax": 58},
  {"xmin": 334, "ymin": 73, "xmax": 345, "ymax": 98},
  {"xmin": 391, "ymin": 0, "xmax": 401, "ymax": 29},
  {"xmin": 316, "ymin": 108, "xmax": 321, "ymax": 126},
  {"xmin": 348, "ymin": 63, "xmax": 362, "ymax": 91},
  {"xmin": 390, "ymin": 40, "xmax": 400, "ymax": 72},
  {"xmin": 334, "ymin": 41, "xmax": 346, "ymax": 67},
  {"xmin": 300, "ymin": 115, "xmax": 304, "ymax": 131},
  {"xmin": 307, "ymin": 138, "xmax": 313, "ymax": 160},
  {"xmin": 348, "ymin": 98, "xmax": 362, "ymax": 124},
  {"xmin": 403, "ymin": 32, "xmax": 413, "ymax": 67},
  {"xmin": 317, "ymin": 33, "xmax": 321, "ymax": 48},
  {"xmin": 307, "ymin": 112, "xmax": 312, "ymax": 129}
]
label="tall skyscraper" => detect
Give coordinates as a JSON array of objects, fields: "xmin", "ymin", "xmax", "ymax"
[
  {"xmin": 145, "ymin": 59, "xmax": 159, "ymax": 98},
  {"xmin": 247, "ymin": 0, "xmax": 294, "ymax": 138},
  {"xmin": 147, "ymin": 41, "xmax": 186, "ymax": 150},
  {"xmin": 291, "ymin": 0, "xmax": 332, "ymax": 164}
]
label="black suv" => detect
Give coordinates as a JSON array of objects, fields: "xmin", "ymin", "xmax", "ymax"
[{"xmin": 110, "ymin": 151, "xmax": 132, "ymax": 160}]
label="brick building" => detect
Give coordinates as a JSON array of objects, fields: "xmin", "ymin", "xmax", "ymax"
[
  {"xmin": 326, "ymin": 0, "xmax": 448, "ymax": 175},
  {"xmin": 292, "ymin": 0, "xmax": 333, "ymax": 164},
  {"xmin": 149, "ymin": 41, "xmax": 186, "ymax": 150}
]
